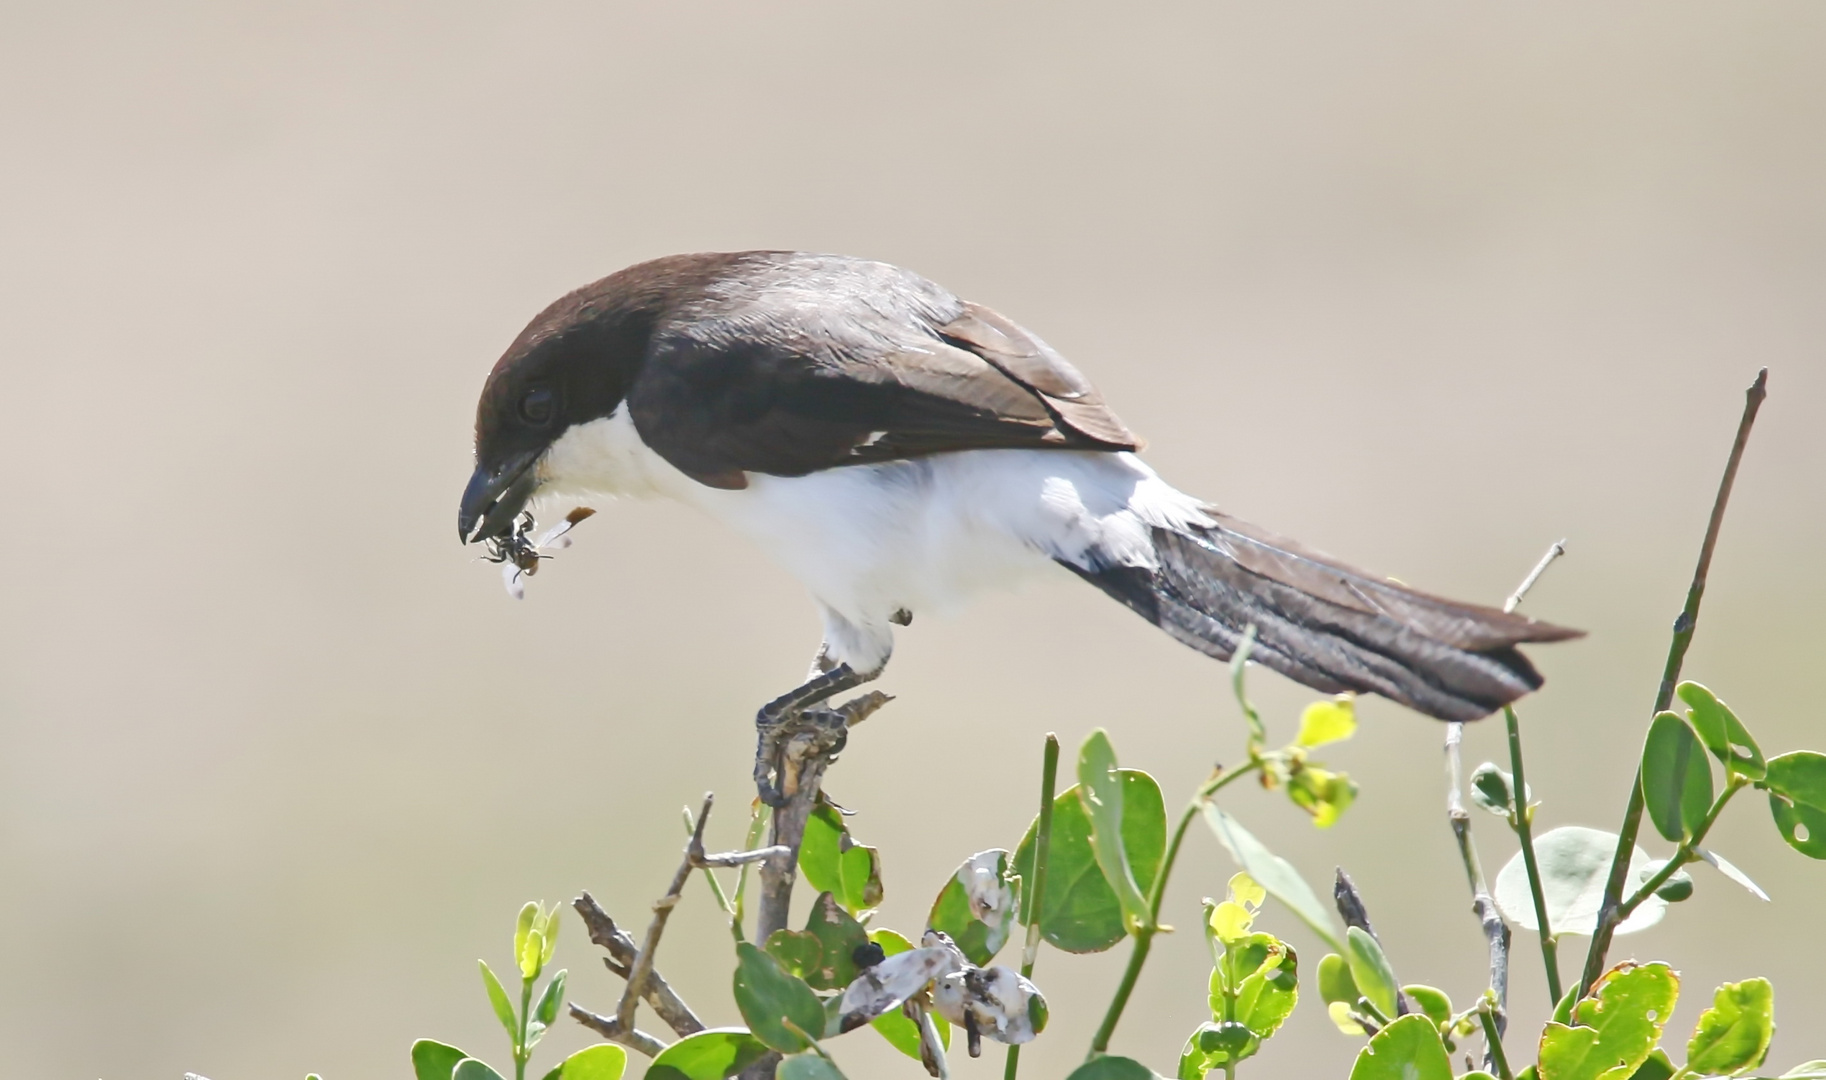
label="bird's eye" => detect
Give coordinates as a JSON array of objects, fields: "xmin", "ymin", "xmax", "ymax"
[{"xmin": 518, "ymin": 387, "xmax": 556, "ymax": 425}]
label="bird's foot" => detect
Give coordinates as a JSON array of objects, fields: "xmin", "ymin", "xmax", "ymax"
[{"xmin": 752, "ymin": 665, "xmax": 892, "ymax": 806}]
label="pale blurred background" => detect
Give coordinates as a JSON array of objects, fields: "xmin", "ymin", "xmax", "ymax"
[{"xmin": 2, "ymin": 2, "xmax": 1823, "ymax": 1077}]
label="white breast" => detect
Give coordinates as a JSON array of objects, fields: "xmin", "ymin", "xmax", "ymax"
[{"xmin": 533, "ymin": 408, "xmax": 1211, "ymax": 674}]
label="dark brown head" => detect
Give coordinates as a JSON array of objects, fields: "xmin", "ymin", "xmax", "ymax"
[{"xmin": 457, "ymin": 256, "xmax": 725, "ymax": 543}]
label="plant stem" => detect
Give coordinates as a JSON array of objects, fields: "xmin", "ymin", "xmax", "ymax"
[
  {"xmin": 1504, "ymin": 705, "xmax": 1561, "ymax": 1005},
  {"xmin": 1087, "ymin": 760, "xmax": 1264, "ymax": 1058},
  {"xmin": 1479, "ymin": 1005, "xmax": 1515, "ymax": 1080},
  {"xmin": 516, "ymin": 978, "xmax": 533, "ymax": 1080},
  {"xmin": 1005, "ymin": 734, "xmax": 1061, "ymax": 1080},
  {"xmin": 1618, "ymin": 779, "xmax": 1746, "ymax": 919},
  {"xmin": 1581, "ymin": 368, "xmax": 1767, "ymax": 997}
]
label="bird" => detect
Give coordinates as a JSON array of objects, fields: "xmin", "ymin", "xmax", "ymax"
[{"xmin": 458, "ymin": 251, "xmax": 1581, "ymax": 801}]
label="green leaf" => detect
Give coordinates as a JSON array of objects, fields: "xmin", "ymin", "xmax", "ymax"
[
  {"xmin": 1538, "ymin": 962, "xmax": 1679, "ymax": 1080},
  {"xmin": 800, "ymin": 893, "xmax": 869, "ymax": 991},
  {"xmin": 1642, "ymin": 712, "xmax": 1713, "ymax": 843},
  {"xmin": 1347, "ymin": 1014, "xmax": 1453, "ymax": 1080},
  {"xmin": 1624, "ymin": 1049, "xmax": 1675, "ymax": 1080},
  {"xmin": 927, "ymin": 850, "xmax": 1021, "ymax": 966},
  {"xmin": 1763, "ymin": 752, "xmax": 1826, "ymax": 859},
  {"xmin": 479, "ymin": 961, "xmax": 517, "ymax": 1038},
  {"xmin": 1318, "ymin": 953, "xmax": 1360, "ymax": 1006},
  {"xmin": 1286, "ymin": 764, "xmax": 1358, "ymax": 829},
  {"xmin": 1066, "ymin": 1056, "xmax": 1166, "ymax": 1080},
  {"xmin": 764, "ymin": 930, "xmax": 823, "ymax": 983},
  {"xmin": 733, "ymin": 942, "xmax": 827, "ymax": 1053},
  {"xmin": 1775, "ymin": 1062, "xmax": 1826, "ymax": 1079},
  {"xmin": 1471, "ymin": 762, "xmax": 1526, "ymax": 818},
  {"xmin": 533, "ymin": 969, "xmax": 568, "ymax": 1027},
  {"xmin": 1180, "ymin": 1021, "xmax": 1259, "ymax": 1074},
  {"xmin": 1014, "ymin": 773, "xmax": 1165, "ymax": 953},
  {"xmin": 1224, "ymin": 934, "xmax": 1299, "ymax": 1039},
  {"xmin": 837, "ymin": 844, "xmax": 883, "ymax": 914},
  {"xmin": 453, "ymin": 1061, "xmax": 508, "ymax": 1080},
  {"xmin": 411, "ymin": 1039, "xmax": 469, "ymax": 1080},
  {"xmin": 514, "ymin": 903, "xmax": 539, "ymax": 965},
  {"xmin": 1077, "ymin": 729, "xmax": 1154, "ymax": 930},
  {"xmin": 644, "ymin": 1028, "xmax": 771, "ymax": 1080},
  {"xmin": 1695, "ymin": 847, "xmax": 1771, "ymax": 901},
  {"xmin": 1297, "ymin": 697, "xmax": 1357, "ymax": 747},
  {"xmin": 1687, "ymin": 978, "xmax": 1774, "ymax": 1076},
  {"xmin": 536, "ymin": 1044, "xmax": 628, "ymax": 1080},
  {"xmin": 1344, "ymin": 927, "xmax": 1399, "ymax": 1019},
  {"xmin": 1494, "ymin": 826, "xmax": 1667, "ymax": 936},
  {"xmin": 1403, "ymin": 985, "xmax": 1453, "ymax": 1028},
  {"xmin": 1201, "ymin": 805, "xmax": 1342, "ymax": 951},
  {"xmin": 862, "ymin": 930, "xmax": 950, "ymax": 1060},
  {"xmin": 777, "ymin": 1054, "xmax": 846, "ymax": 1080},
  {"xmin": 1677, "ymin": 682, "xmax": 1766, "ymax": 781}
]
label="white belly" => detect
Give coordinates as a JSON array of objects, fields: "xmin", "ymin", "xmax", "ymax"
[{"xmin": 535, "ymin": 409, "xmax": 1211, "ymax": 672}]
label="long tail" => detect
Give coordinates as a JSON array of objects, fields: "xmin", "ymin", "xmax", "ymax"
[{"xmin": 1063, "ymin": 510, "xmax": 1583, "ymax": 722}]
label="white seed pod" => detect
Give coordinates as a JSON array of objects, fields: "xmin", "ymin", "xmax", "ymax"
[{"xmin": 835, "ymin": 946, "xmax": 960, "ymax": 1032}]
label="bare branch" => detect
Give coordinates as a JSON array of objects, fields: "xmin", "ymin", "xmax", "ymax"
[
  {"xmin": 571, "ymin": 892, "xmax": 703, "ymax": 1038},
  {"xmin": 1504, "ymin": 540, "xmax": 1567, "ymax": 614},
  {"xmin": 1583, "ymin": 368, "xmax": 1769, "ymax": 996},
  {"xmin": 615, "ymin": 793, "xmax": 716, "ymax": 1039},
  {"xmin": 755, "ymin": 692, "xmax": 892, "ymax": 941},
  {"xmin": 567, "ymin": 1002, "xmax": 668, "ymax": 1057}
]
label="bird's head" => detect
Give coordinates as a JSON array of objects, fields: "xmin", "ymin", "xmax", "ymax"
[{"xmin": 457, "ymin": 281, "xmax": 653, "ymax": 546}]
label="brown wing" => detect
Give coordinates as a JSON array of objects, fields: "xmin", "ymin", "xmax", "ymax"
[{"xmin": 624, "ymin": 253, "xmax": 1139, "ymax": 489}]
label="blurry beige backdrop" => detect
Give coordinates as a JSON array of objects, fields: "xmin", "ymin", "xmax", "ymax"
[{"xmin": 3, "ymin": 2, "xmax": 1823, "ymax": 1078}]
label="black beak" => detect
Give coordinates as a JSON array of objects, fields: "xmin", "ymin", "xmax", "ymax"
[{"xmin": 458, "ymin": 450, "xmax": 542, "ymax": 544}]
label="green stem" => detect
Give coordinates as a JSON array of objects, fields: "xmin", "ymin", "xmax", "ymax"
[
  {"xmin": 1581, "ymin": 369, "xmax": 1766, "ymax": 997},
  {"xmin": 683, "ymin": 806, "xmax": 738, "ymax": 919},
  {"xmin": 1504, "ymin": 705, "xmax": 1562, "ymax": 1005},
  {"xmin": 515, "ymin": 978, "xmax": 533, "ymax": 1080},
  {"xmin": 1087, "ymin": 760, "xmax": 1264, "ymax": 1058},
  {"xmin": 1618, "ymin": 780, "xmax": 1745, "ymax": 919},
  {"xmin": 1479, "ymin": 1005, "xmax": 1514, "ymax": 1080},
  {"xmin": 1006, "ymin": 734, "xmax": 1061, "ymax": 1080}
]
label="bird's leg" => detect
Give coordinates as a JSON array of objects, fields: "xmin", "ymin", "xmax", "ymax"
[{"xmin": 752, "ymin": 660, "xmax": 881, "ymax": 807}]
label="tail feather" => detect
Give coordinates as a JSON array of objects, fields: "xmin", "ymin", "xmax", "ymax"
[{"xmin": 1064, "ymin": 516, "xmax": 1582, "ymax": 723}]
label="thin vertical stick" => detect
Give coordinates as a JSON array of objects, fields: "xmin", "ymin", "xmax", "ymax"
[
  {"xmin": 1004, "ymin": 734, "xmax": 1061, "ymax": 1080},
  {"xmin": 1580, "ymin": 369, "xmax": 1768, "ymax": 996}
]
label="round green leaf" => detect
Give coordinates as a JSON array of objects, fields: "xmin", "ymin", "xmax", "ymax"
[
  {"xmin": 1229, "ymin": 935, "xmax": 1298, "ymax": 1039},
  {"xmin": 537, "ymin": 1044, "xmax": 627, "ymax": 1080},
  {"xmin": 801, "ymin": 893, "xmax": 868, "ymax": 990},
  {"xmin": 1642, "ymin": 712, "xmax": 1713, "ymax": 843},
  {"xmin": 927, "ymin": 850, "xmax": 1020, "ymax": 966},
  {"xmin": 644, "ymin": 1029, "xmax": 771, "ymax": 1080},
  {"xmin": 1317, "ymin": 953, "xmax": 1360, "ymax": 1006},
  {"xmin": 777, "ymin": 1054, "xmax": 845, "ymax": 1080},
  {"xmin": 733, "ymin": 942, "xmax": 826, "ymax": 1053},
  {"xmin": 1540, "ymin": 962, "xmax": 1679, "ymax": 1080},
  {"xmin": 1065, "ymin": 1055, "xmax": 1165, "ymax": 1080},
  {"xmin": 1677, "ymin": 682, "xmax": 1766, "ymax": 781},
  {"xmin": 1687, "ymin": 978, "xmax": 1774, "ymax": 1076},
  {"xmin": 1494, "ymin": 826, "xmax": 1666, "ymax": 936},
  {"xmin": 1763, "ymin": 752, "xmax": 1826, "ymax": 859},
  {"xmin": 1347, "ymin": 1014, "xmax": 1453, "ymax": 1080},
  {"xmin": 1013, "ymin": 772, "xmax": 1164, "ymax": 953},
  {"xmin": 453, "ymin": 1061, "xmax": 508, "ymax": 1080},
  {"xmin": 1403, "ymin": 985, "xmax": 1453, "ymax": 1028},
  {"xmin": 1471, "ymin": 763, "xmax": 1525, "ymax": 818},
  {"xmin": 411, "ymin": 1039, "xmax": 469, "ymax": 1080}
]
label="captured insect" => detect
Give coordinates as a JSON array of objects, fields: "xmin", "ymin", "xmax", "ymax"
[{"xmin": 480, "ymin": 506, "xmax": 596, "ymax": 599}]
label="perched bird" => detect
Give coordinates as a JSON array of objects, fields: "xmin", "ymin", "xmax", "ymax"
[{"xmin": 459, "ymin": 251, "xmax": 1580, "ymax": 799}]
